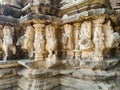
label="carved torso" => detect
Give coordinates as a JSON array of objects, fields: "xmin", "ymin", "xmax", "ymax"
[{"xmin": 3, "ymin": 26, "xmax": 13, "ymax": 45}]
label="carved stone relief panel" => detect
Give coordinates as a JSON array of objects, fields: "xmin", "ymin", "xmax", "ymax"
[
  {"xmin": 63, "ymin": 24, "xmax": 74, "ymax": 58},
  {"xmin": 45, "ymin": 24, "xmax": 57, "ymax": 58},
  {"xmin": 2, "ymin": 26, "xmax": 16, "ymax": 61},
  {"xmin": 63, "ymin": 24, "xmax": 74, "ymax": 50},
  {"xmin": 79, "ymin": 21, "xmax": 94, "ymax": 60},
  {"xmin": 16, "ymin": 25, "xmax": 35, "ymax": 59},
  {"xmin": 45, "ymin": 24, "xmax": 59, "ymax": 68}
]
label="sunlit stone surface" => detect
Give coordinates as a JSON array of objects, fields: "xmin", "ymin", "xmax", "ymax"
[{"xmin": 0, "ymin": 0, "xmax": 120, "ymax": 90}]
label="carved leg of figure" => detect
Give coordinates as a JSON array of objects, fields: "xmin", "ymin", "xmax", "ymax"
[
  {"xmin": 28, "ymin": 51, "xmax": 33, "ymax": 60},
  {"xmin": 3, "ymin": 45, "xmax": 8, "ymax": 61},
  {"xmin": 12, "ymin": 46, "xmax": 16, "ymax": 55},
  {"xmin": 48, "ymin": 49, "xmax": 52, "ymax": 58}
]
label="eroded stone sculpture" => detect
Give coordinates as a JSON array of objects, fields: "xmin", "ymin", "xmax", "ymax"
[
  {"xmin": 103, "ymin": 20, "xmax": 120, "ymax": 48},
  {"xmin": 2, "ymin": 26, "xmax": 16, "ymax": 61},
  {"xmin": 45, "ymin": 24, "xmax": 58, "ymax": 68},
  {"xmin": 61, "ymin": 28, "xmax": 68, "ymax": 50},
  {"xmin": 103, "ymin": 20, "xmax": 120, "ymax": 58},
  {"xmin": 45, "ymin": 24, "xmax": 57, "ymax": 58},
  {"xmin": 63, "ymin": 24, "xmax": 74, "ymax": 58},
  {"xmin": 16, "ymin": 25, "xmax": 35, "ymax": 59},
  {"xmin": 61, "ymin": 27, "xmax": 67, "ymax": 58},
  {"xmin": 79, "ymin": 21, "xmax": 93, "ymax": 59}
]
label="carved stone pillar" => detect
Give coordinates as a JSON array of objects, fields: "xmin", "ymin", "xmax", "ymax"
[
  {"xmin": 33, "ymin": 24, "xmax": 45, "ymax": 61},
  {"xmin": 63, "ymin": 24, "xmax": 74, "ymax": 59},
  {"xmin": 93, "ymin": 18, "xmax": 105, "ymax": 61},
  {"xmin": 73, "ymin": 23, "xmax": 81, "ymax": 59},
  {"xmin": 61, "ymin": 25, "xmax": 67, "ymax": 58}
]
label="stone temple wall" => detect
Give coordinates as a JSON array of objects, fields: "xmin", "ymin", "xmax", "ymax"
[{"xmin": 0, "ymin": 0, "xmax": 120, "ymax": 90}]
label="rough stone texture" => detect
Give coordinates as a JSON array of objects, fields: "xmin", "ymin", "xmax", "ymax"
[
  {"xmin": 0, "ymin": 76, "xmax": 19, "ymax": 90},
  {"xmin": 0, "ymin": 0, "xmax": 120, "ymax": 90},
  {"xmin": 73, "ymin": 69, "xmax": 116, "ymax": 81},
  {"xmin": 60, "ymin": 76, "xmax": 119, "ymax": 90},
  {"xmin": 62, "ymin": 8, "xmax": 114, "ymax": 23},
  {"xmin": 18, "ymin": 77, "xmax": 60, "ymax": 90},
  {"xmin": 52, "ymin": 85, "xmax": 76, "ymax": 90},
  {"xmin": 80, "ymin": 58, "xmax": 120, "ymax": 70}
]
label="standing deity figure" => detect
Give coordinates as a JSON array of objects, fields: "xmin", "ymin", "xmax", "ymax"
[
  {"xmin": 2, "ymin": 26, "xmax": 16, "ymax": 61},
  {"xmin": 45, "ymin": 24, "xmax": 57, "ymax": 58},
  {"xmin": 63, "ymin": 24, "xmax": 74, "ymax": 58},
  {"xmin": 45, "ymin": 24, "xmax": 58, "ymax": 68},
  {"xmin": 61, "ymin": 29, "xmax": 68, "ymax": 50},
  {"xmin": 79, "ymin": 21, "xmax": 93, "ymax": 50},
  {"xmin": 103, "ymin": 20, "xmax": 120, "ymax": 58},
  {"xmin": 61, "ymin": 26, "xmax": 68, "ymax": 59},
  {"xmin": 103, "ymin": 20, "xmax": 120, "ymax": 48},
  {"xmin": 79, "ymin": 21, "xmax": 93, "ymax": 59},
  {"xmin": 16, "ymin": 25, "xmax": 35, "ymax": 59},
  {"xmin": 64, "ymin": 24, "xmax": 74, "ymax": 50},
  {"xmin": 33, "ymin": 24, "xmax": 45, "ymax": 61},
  {"xmin": 93, "ymin": 18, "xmax": 105, "ymax": 61}
]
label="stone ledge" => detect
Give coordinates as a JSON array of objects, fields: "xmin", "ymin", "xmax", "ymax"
[
  {"xmin": 73, "ymin": 69, "xmax": 116, "ymax": 81},
  {"xmin": 18, "ymin": 77, "xmax": 60, "ymax": 90},
  {"xmin": 17, "ymin": 60, "xmax": 33, "ymax": 69},
  {"xmin": 60, "ymin": 0, "xmax": 111, "ymax": 10},
  {"xmin": 0, "ymin": 60, "xmax": 20, "ymax": 68},
  {"xmin": 60, "ymin": 76, "xmax": 118, "ymax": 90},
  {"xmin": 19, "ymin": 13, "xmax": 61, "ymax": 25},
  {"xmin": 80, "ymin": 58, "xmax": 120, "ymax": 70},
  {"xmin": 62, "ymin": 8, "xmax": 114, "ymax": 24}
]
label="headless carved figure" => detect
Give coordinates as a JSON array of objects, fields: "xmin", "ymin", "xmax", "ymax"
[
  {"xmin": 45, "ymin": 24, "xmax": 57, "ymax": 58},
  {"xmin": 16, "ymin": 26, "xmax": 35, "ymax": 59},
  {"xmin": 2, "ymin": 26, "xmax": 16, "ymax": 61}
]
